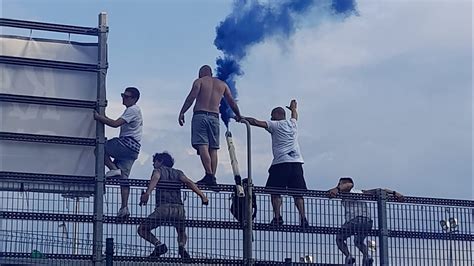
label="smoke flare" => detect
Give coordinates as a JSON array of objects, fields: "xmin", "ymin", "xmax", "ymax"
[{"xmin": 214, "ymin": 0, "xmax": 357, "ymax": 126}]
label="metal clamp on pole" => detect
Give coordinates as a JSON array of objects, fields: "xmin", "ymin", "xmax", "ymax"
[
  {"xmin": 96, "ymin": 99, "xmax": 108, "ymax": 109},
  {"xmin": 240, "ymin": 119, "xmax": 254, "ymax": 266}
]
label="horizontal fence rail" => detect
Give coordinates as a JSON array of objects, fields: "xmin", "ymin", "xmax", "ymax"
[
  {"xmin": 0, "ymin": 132, "xmax": 96, "ymax": 146},
  {"xmin": 0, "ymin": 93, "xmax": 97, "ymax": 109},
  {"xmin": 1, "ymin": 178, "xmax": 472, "ymax": 265},
  {"xmin": 0, "ymin": 55, "xmax": 100, "ymax": 72},
  {"xmin": 0, "ymin": 18, "xmax": 100, "ymax": 36}
]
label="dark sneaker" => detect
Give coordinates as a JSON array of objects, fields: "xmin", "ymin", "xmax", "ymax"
[
  {"xmin": 178, "ymin": 246, "xmax": 191, "ymax": 259},
  {"xmin": 345, "ymin": 256, "xmax": 356, "ymax": 265},
  {"xmin": 270, "ymin": 216, "xmax": 284, "ymax": 226},
  {"xmin": 197, "ymin": 174, "xmax": 217, "ymax": 185},
  {"xmin": 197, "ymin": 174, "xmax": 219, "ymax": 191},
  {"xmin": 300, "ymin": 217, "xmax": 309, "ymax": 228},
  {"xmin": 362, "ymin": 257, "xmax": 374, "ymax": 266},
  {"xmin": 196, "ymin": 175, "xmax": 207, "ymax": 185},
  {"xmin": 149, "ymin": 244, "xmax": 168, "ymax": 258}
]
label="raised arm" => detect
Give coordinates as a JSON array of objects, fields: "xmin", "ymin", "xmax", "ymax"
[
  {"xmin": 362, "ymin": 188, "xmax": 404, "ymax": 201},
  {"xmin": 328, "ymin": 181, "xmax": 353, "ymax": 197},
  {"xmin": 243, "ymin": 116, "xmax": 268, "ymax": 129},
  {"xmin": 139, "ymin": 169, "xmax": 162, "ymax": 206},
  {"xmin": 180, "ymin": 173, "xmax": 209, "ymax": 205},
  {"xmin": 178, "ymin": 79, "xmax": 201, "ymax": 126},
  {"xmin": 285, "ymin": 99, "xmax": 298, "ymax": 120},
  {"xmin": 223, "ymin": 86, "xmax": 242, "ymax": 121},
  {"xmin": 94, "ymin": 112, "xmax": 126, "ymax": 128}
]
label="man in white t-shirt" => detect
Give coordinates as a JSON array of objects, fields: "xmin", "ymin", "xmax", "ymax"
[
  {"xmin": 329, "ymin": 177, "xmax": 404, "ymax": 265},
  {"xmin": 94, "ymin": 87, "xmax": 143, "ymax": 219},
  {"xmin": 244, "ymin": 99, "xmax": 309, "ymax": 228}
]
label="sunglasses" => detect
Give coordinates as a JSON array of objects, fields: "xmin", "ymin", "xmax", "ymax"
[{"xmin": 121, "ymin": 93, "xmax": 134, "ymax": 99}]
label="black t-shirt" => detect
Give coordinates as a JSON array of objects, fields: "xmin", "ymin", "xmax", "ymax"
[{"xmin": 154, "ymin": 166, "xmax": 184, "ymax": 206}]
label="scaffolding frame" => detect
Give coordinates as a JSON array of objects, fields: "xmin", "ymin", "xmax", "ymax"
[{"xmin": 0, "ymin": 14, "xmax": 108, "ymax": 265}]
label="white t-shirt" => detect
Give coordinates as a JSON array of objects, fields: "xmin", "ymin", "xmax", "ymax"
[
  {"xmin": 265, "ymin": 118, "xmax": 304, "ymax": 165},
  {"xmin": 119, "ymin": 105, "xmax": 143, "ymax": 142},
  {"xmin": 341, "ymin": 188, "xmax": 369, "ymax": 222}
]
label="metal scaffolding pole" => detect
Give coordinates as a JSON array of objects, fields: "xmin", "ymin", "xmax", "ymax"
[
  {"xmin": 93, "ymin": 12, "xmax": 108, "ymax": 266},
  {"xmin": 241, "ymin": 119, "xmax": 254, "ymax": 266},
  {"xmin": 377, "ymin": 189, "xmax": 389, "ymax": 266}
]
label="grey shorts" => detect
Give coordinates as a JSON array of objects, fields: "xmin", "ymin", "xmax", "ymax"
[
  {"xmin": 339, "ymin": 216, "xmax": 373, "ymax": 239},
  {"xmin": 191, "ymin": 112, "xmax": 220, "ymax": 150},
  {"xmin": 141, "ymin": 204, "xmax": 186, "ymax": 230},
  {"xmin": 105, "ymin": 137, "xmax": 138, "ymax": 186}
]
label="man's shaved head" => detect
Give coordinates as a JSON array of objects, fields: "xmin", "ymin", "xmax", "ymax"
[
  {"xmin": 271, "ymin": 107, "xmax": 286, "ymax": 121},
  {"xmin": 199, "ymin": 65, "xmax": 212, "ymax": 78}
]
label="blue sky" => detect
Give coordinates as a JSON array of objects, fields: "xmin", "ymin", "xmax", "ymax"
[{"xmin": 1, "ymin": 0, "xmax": 472, "ymax": 200}]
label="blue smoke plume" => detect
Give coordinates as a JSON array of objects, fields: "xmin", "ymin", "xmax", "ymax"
[{"xmin": 215, "ymin": 0, "xmax": 357, "ymax": 126}]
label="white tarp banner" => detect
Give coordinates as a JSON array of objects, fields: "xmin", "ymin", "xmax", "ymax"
[
  {"xmin": 0, "ymin": 140, "xmax": 95, "ymax": 177},
  {"xmin": 0, "ymin": 35, "xmax": 98, "ymax": 177},
  {"xmin": 0, "ymin": 35, "xmax": 98, "ymax": 64},
  {"xmin": 0, "ymin": 63, "xmax": 97, "ymax": 101},
  {"xmin": 0, "ymin": 102, "xmax": 95, "ymax": 138}
]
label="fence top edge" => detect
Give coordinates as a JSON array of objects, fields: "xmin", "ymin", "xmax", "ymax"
[
  {"xmin": 1, "ymin": 173, "xmax": 471, "ymax": 207},
  {"xmin": 119, "ymin": 178, "xmax": 473, "ymax": 206}
]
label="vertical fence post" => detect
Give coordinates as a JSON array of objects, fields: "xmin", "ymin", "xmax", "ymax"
[
  {"xmin": 376, "ymin": 189, "xmax": 389, "ymax": 266},
  {"xmin": 105, "ymin": 238, "xmax": 114, "ymax": 266},
  {"xmin": 93, "ymin": 12, "xmax": 108, "ymax": 266},
  {"xmin": 241, "ymin": 119, "xmax": 254, "ymax": 266}
]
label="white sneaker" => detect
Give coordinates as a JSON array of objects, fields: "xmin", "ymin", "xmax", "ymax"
[
  {"xmin": 117, "ymin": 206, "xmax": 130, "ymax": 218},
  {"xmin": 105, "ymin": 169, "xmax": 121, "ymax": 178}
]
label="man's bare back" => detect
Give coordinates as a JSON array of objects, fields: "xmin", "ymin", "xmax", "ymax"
[{"xmin": 192, "ymin": 76, "xmax": 227, "ymax": 113}]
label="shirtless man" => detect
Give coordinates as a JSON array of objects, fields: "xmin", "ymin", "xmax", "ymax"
[{"xmin": 178, "ymin": 65, "xmax": 241, "ymax": 187}]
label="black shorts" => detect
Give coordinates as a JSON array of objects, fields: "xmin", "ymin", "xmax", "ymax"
[{"xmin": 265, "ymin": 162, "xmax": 307, "ymax": 196}]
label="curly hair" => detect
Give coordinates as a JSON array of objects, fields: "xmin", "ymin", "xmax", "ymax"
[{"xmin": 152, "ymin": 151, "xmax": 174, "ymax": 167}]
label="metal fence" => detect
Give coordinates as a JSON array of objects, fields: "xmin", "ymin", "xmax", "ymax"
[{"xmin": 1, "ymin": 179, "xmax": 472, "ymax": 265}]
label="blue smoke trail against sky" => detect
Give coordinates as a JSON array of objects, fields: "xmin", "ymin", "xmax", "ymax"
[{"xmin": 214, "ymin": 0, "xmax": 357, "ymax": 127}]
